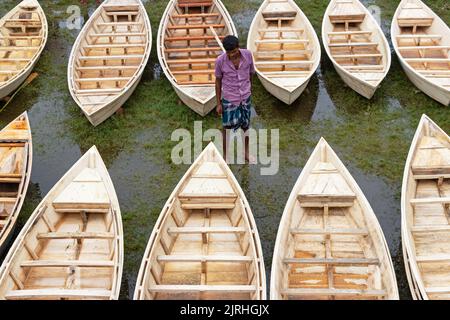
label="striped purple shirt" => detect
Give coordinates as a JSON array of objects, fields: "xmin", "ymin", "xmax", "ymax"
[{"xmin": 215, "ymin": 49, "xmax": 255, "ymax": 106}]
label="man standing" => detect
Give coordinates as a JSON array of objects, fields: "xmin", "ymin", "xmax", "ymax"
[{"xmin": 215, "ymin": 35, "xmax": 255, "ymax": 163}]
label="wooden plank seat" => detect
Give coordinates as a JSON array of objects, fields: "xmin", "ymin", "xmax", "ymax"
[
  {"xmin": 165, "ymin": 46, "xmax": 222, "ymax": 53},
  {"xmin": 283, "ymin": 257, "xmax": 380, "ymax": 265},
  {"xmin": 166, "ymin": 58, "xmax": 216, "ymax": 65},
  {"xmin": 281, "ymin": 288, "xmax": 386, "ymax": 297},
  {"xmin": 104, "ymin": 11, "xmax": 139, "ymax": 17},
  {"xmin": 172, "ymin": 13, "xmax": 219, "ymax": 19},
  {"xmin": 84, "ymin": 43, "xmax": 145, "ymax": 49},
  {"xmin": 76, "ymin": 65, "xmax": 139, "ymax": 71},
  {"xmin": 255, "ymin": 39, "xmax": 309, "ymax": 44},
  {"xmin": 410, "ymin": 197, "xmax": 450, "ymax": 205},
  {"xmin": 90, "ymin": 32, "xmax": 146, "ymax": 38},
  {"xmin": 4, "ymin": 19, "xmax": 41, "ymax": 28},
  {"xmin": 74, "ymin": 88, "xmax": 124, "ymax": 95},
  {"xmin": 5, "ymin": 289, "xmax": 112, "ymax": 300},
  {"xmin": 0, "ymin": 173, "xmax": 22, "ymax": 183},
  {"xmin": 0, "ymin": 197, "xmax": 18, "ymax": 204},
  {"xmin": 416, "ymin": 254, "xmax": 450, "ymax": 263},
  {"xmin": 398, "ymin": 45, "xmax": 450, "ymax": 51},
  {"xmin": 167, "ymin": 226, "xmax": 246, "ymax": 235},
  {"xmin": 332, "ymin": 53, "xmax": 383, "ymax": 59},
  {"xmin": 97, "ymin": 22, "xmax": 141, "ymax": 27},
  {"xmin": 102, "ymin": 4, "xmax": 140, "ymax": 12},
  {"xmin": 297, "ymin": 194, "xmax": 356, "ymax": 207},
  {"xmin": 165, "ymin": 35, "xmax": 225, "ymax": 42},
  {"xmin": 290, "ymin": 227, "xmax": 369, "ymax": 235},
  {"xmin": 78, "ymin": 54, "xmax": 143, "ymax": 61},
  {"xmin": 329, "ymin": 1, "xmax": 366, "ymax": 24},
  {"xmin": 425, "ymin": 287, "xmax": 450, "ymax": 294},
  {"xmin": 262, "ymin": 2, "xmax": 297, "ymax": 20},
  {"xmin": 329, "ymin": 42, "xmax": 378, "ymax": 48},
  {"xmin": 157, "ymin": 255, "xmax": 252, "ymax": 263},
  {"xmin": 412, "ymin": 225, "xmax": 450, "ymax": 233},
  {"xmin": 255, "ymin": 60, "xmax": 314, "ymax": 66},
  {"xmin": 148, "ymin": 285, "xmax": 256, "ymax": 293},
  {"xmin": 36, "ymin": 232, "xmax": 115, "ymax": 240},
  {"xmin": 75, "ymin": 77, "xmax": 132, "ymax": 83},
  {"xmin": 180, "ymin": 202, "xmax": 235, "ymax": 209},
  {"xmin": 20, "ymin": 260, "xmax": 115, "ymax": 268},
  {"xmin": 168, "ymin": 24, "xmax": 225, "ymax": 30},
  {"xmin": 328, "ymin": 30, "xmax": 372, "ymax": 36},
  {"xmin": 178, "ymin": 0, "xmax": 213, "ymax": 8},
  {"xmin": 256, "ymin": 49, "xmax": 312, "ymax": 56},
  {"xmin": 397, "ymin": 5, "xmax": 434, "ymax": 27},
  {"xmin": 258, "ymin": 28, "xmax": 304, "ymax": 34}
]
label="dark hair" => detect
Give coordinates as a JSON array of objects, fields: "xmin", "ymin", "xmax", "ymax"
[{"xmin": 222, "ymin": 35, "xmax": 239, "ymax": 52}]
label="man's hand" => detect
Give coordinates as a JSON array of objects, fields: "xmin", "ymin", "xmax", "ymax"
[{"xmin": 216, "ymin": 103, "xmax": 222, "ymax": 116}]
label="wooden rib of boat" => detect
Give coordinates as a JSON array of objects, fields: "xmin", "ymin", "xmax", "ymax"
[
  {"xmin": 401, "ymin": 115, "xmax": 450, "ymax": 300},
  {"xmin": 271, "ymin": 138, "xmax": 399, "ymax": 300},
  {"xmin": 0, "ymin": 0, "xmax": 47, "ymax": 99},
  {"xmin": 322, "ymin": 0, "xmax": 391, "ymax": 99},
  {"xmin": 68, "ymin": 0, "xmax": 151, "ymax": 127},
  {"xmin": 0, "ymin": 112, "xmax": 32, "ymax": 257},
  {"xmin": 134, "ymin": 142, "xmax": 266, "ymax": 300},
  {"xmin": 392, "ymin": 0, "xmax": 450, "ymax": 106},
  {"xmin": 247, "ymin": 0, "xmax": 321, "ymax": 104},
  {"xmin": 0, "ymin": 146, "xmax": 123, "ymax": 300},
  {"xmin": 158, "ymin": 0, "xmax": 237, "ymax": 116}
]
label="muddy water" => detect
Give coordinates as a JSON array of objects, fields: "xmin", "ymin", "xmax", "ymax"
[{"xmin": 0, "ymin": 0, "xmax": 449, "ymax": 300}]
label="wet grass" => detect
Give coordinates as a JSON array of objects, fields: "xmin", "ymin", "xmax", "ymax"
[{"xmin": 0, "ymin": 0, "xmax": 448, "ymax": 299}]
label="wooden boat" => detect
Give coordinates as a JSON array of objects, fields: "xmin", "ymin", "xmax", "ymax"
[
  {"xmin": 392, "ymin": 0, "xmax": 450, "ymax": 106},
  {"xmin": 68, "ymin": 0, "xmax": 152, "ymax": 126},
  {"xmin": 0, "ymin": 112, "xmax": 32, "ymax": 257},
  {"xmin": 0, "ymin": 0, "xmax": 48, "ymax": 99},
  {"xmin": 401, "ymin": 115, "xmax": 450, "ymax": 300},
  {"xmin": 157, "ymin": 0, "xmax": 237, "ymax": 116},
  {"xmin": 247, "ymin": 0, "xmax": 321, "ymax": 104},
  {"xmin": 0, "ymin": 146, "xmax": 123, "ymax": 300},
  {"xmin": 271, "ymin": 138, "xmax": 399, "ymax": 300},
  {"xmin": 134, "ymin": 142, "xmax": 266, "ymax": 300},
  {"xmin": 322, "ymin": 0, "xmax": 391, "ymax": 99}
]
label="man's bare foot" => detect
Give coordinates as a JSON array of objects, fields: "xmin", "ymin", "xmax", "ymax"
[{"xmin": 245, "ymin": 154, "xmax": 257, "ymax": 164}]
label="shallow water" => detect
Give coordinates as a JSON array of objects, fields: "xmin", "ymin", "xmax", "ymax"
[{"xmin": 0, "ymin": 0, "xmax": 448, "ymax": 300}]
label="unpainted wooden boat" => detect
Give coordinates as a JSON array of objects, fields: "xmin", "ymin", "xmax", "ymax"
[
  {"xmin": 392, "ymin": 0, "xmax": 450, "ymax": 106},
  {"xmin": 158, "ymin": 0, "xmax": 237, "ymax": 116},
  {"xmin": 0, "ymin": 112, "xmax": 32, "ymax": 257},
  {"xmin": 68, "ymin": 0, "xmax": 152, "ymax": 126},
  {"xmin": 322, "ymin": 0, "xmax": 391, "ymax": 99},
  {"xmin": 0, "ymin": 0, "xmax": 47, "ymax": 99},
  {"xmin": 0, "ymin": 146, "xmax": 123, "ymax": 300},
  {"xmin": 134, "ymin": 142, "xmax": 266, "ymax": 300},
  {"xmin": 247, "ymin": 0, "xmax": 321, "ymax": 104},
  {"xmin": 271, "ymin": 138, "xmax": 399, "ymax": 300},
  {"xmin": 401, "ymin": 115, "xmax": 450, "ymax": 300}
]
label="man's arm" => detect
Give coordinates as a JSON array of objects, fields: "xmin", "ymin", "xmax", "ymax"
[{"xmin": 215, "ymin": 77, "xmax": 222, "ymax": 116}]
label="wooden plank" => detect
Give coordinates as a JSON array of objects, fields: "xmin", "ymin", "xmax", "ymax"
[
  {"xmin": 76, "ymin": 65, "xmax": 138, "ymax": 71},
  {"xmin": 290, "ymin": 228, "xmax": 368, "ymax": 235},
  {"xmin": 283, "ymin": 258, "xmax": 379, "ymax": 265},
  {"xmin": 399, "ymin": 45, "xmax": 450, "ymax": 51},
  {"xmin": 413, "ymin": 173, "xmax": 450, "ymax": 180},
  {"xmin": 0, "ymin": 197, "xmax": 17, "ymax": 203},
  {"xmin": 168, "ymin": 24, "xmax": 225, "ymax": 30},
  {"xmin": 90, "ymin": 32, "xmax": 145, "ymax": 37},
  {"xmin": 104, "ymin": 11, "xmax": 139, "ymax": 16},
  {"xmin": 426, "ymin": 287, "xmax": 450, "ymax": 294},
  {"xmin": 416, "ymin": 255, "xmax": 450, "ymax": 263},
  {"xmin": 329, "ymin": 42, "xmax": 378, "ymax": 48},
  {"xmin": 281, "ymin": 288, "xmax": 386, "ymax": 296},
  {"xmin": 181, "ymin": 203, "xmax": 235, "ymax": 209},
  {"xmin": 255, "ymin": 60, "xmax": 314, "ymax": 66},
  {"xmin": 258, "ymin": 28, "xmax": 304, "ymax": 33},
  {"xmin": 171, "ymin": 70, "xmax": 215, "ymax": 75},
  {"xmin": 36, "ymin": 232, "xmax": 115, "ymax": 240},
  {"xmin": 172, "ymin": 13, "xmax": 219, "ymax": 19},
  {"xmin": 404, "ymin": 58, "xmax": 450, "ymax": 63},
  {"xmin": 410, "ymin": 197, "xmax": 450, "ymax": 205},
  {"xmin": 165, "ymin": 35, "xmax": 224, "ymax": 42},
  {"xmin": 328, "ymin": 31, "xmax": 372, "ymax": 36},
  {"xmin": 157, "ymin": 255, "xmax": 252, "ymax": 263},
  {"xmin": 21, "ymin": 260, "xmax": 115, "ymax": 267},
  {"xmin": 148, "ymin": 285, "xmax": 256, "ymax": 293},
  {"xmin": 412, "ymin": 225, "xmax": 450, "ymax": 233},
  {"xmin": 5, "ymin": 289, "xmax": 111, "ymax": 300},
  {"xmin": 396, "ymin": 35, "xmax": 441, "ymax": 39},
  {"xmin": 166, "ymin": 58, "xmax": 216, "ymax": 64},
  {"xmin": 75, "ymin": 77, "xmax": 131, "ymax": 83},
  {"xmin": 165, "ymin": 46, "xmax": 221, "ymax": 53},
  {"xmin": 78, "ymin": 54, "xmax": 143, "ymax": 60},
  {"xmin": 167, "ymin": 226, "xmax": 246, "ymax": 234},
  {"xmin": 85, "ymin": 43, "xmax": 145, "ymax": 49},
  {"xmin": 332, "ymin": 53, "xmax": 383, "ymax": 59},
  {"xmin": 255, "ymin": 39, "xmax": 309, "ymax": 44}
]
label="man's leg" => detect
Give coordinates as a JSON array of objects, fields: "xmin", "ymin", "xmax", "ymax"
[{"xmin": 222, "ymin": 126, "xmax": 231, "ymax": 162}]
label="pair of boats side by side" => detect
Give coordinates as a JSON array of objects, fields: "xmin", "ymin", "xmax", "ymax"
[{"xmin": 0, "ymin": 112, "xmax": 448, "ymax": 300}]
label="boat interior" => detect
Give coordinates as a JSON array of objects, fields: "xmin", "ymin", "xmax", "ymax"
[
  {"xmin": 405, "ymin": 119, "xmax": 450, "ymax": 299},
  {"xmin": 0, "ymin": 116, "xmax": 29, "ymax": 239},
  {"xmin": 72, "ymin": 0, "xmax": 148, "ymax": 113},
  {"xmin": 0, "ymin": 151, "xmax": 120, "ymax": 300},
  {"xmin": 251, "ymin": 0, "xmax": 317, "ymax": 90},
  {"xmin": 162, "ymin": 0, "xmax": 231, "ymax": 89},
  {"xmin": 140, "ymin": 147, "xmax": 262, "ymax": 300},
  {"xmin": 326, "ymin": 0, "xmax": 386, "ymax": 84},
  {"xmin": 0, "ymin": 0, "xmax": 45, "ymax": 86},
  {"xmin": 395, "ymin": 0, "xmax": 450, "ymax": 90},
  {"xmin": 277, "ymin": 143, "xmax": 393, "ymax": 300}
]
